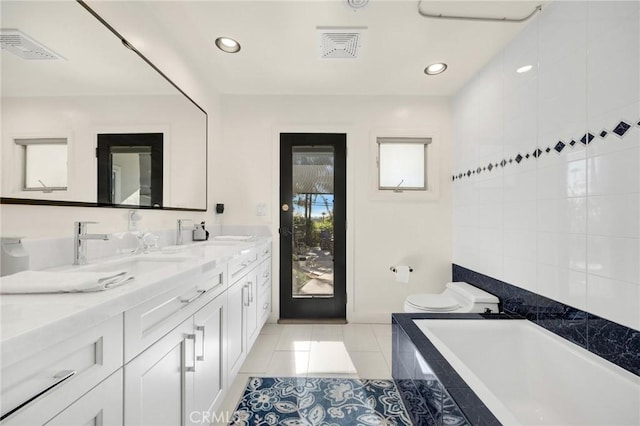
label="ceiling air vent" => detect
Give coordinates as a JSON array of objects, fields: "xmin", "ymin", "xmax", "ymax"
[
  {"xmin": 0, "ymin": 29, "xmax": 65, "ymax": 60},
  {"xmin": 317, "ymin": 26, "xmax": 366, "ymax": 59}
]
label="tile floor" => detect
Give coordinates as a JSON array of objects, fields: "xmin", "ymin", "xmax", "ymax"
[{"xmin": 214, "ymin": 323, "xmax": 393, "ymax": 424}]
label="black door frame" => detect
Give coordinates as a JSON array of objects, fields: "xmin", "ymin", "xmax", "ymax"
[{"xmin": 279, "ymin": 133, "xmax": 347, "ymax": 320}]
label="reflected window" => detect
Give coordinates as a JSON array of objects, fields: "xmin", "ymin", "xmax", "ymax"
[
  {"xmin": 15, "ymin": 138, "xmax": 68, "ymax": 192},
  {"xmin": 97, "ymin": 133, "xmax": 163, "ymax": 207},
  {"xmin": 377, "ymin": 137, "xmax": 431, "ymax": 191}
]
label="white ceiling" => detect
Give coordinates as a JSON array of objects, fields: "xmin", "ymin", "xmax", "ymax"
[
  {"xmin": 87, "ymin": 0, "xmax": 547, "ymax": 97},
  {"xmin": 0, "ymin": 1, "xmax": 175, "ymax": 97}
]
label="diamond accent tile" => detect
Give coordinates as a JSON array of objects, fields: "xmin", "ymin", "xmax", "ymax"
[
  {"xmin": 545, "ymin": 147, "xmax": 551, "ymax": 153},
  {"xmin": 476, "ymin": 167, "xmax": 481, "ymax": 174},
  {"xmin": 570, "ymin": 140, "xmax": 576, "ymax": 146},
  {"xmin": 487, "ymin": 163, "xmax": 493, "ymax": 171},
  {"xmin": 515, "ymin": 154, "xmax": 523, "ymax": 163},
  {"xmin": 500, "ymin": 159, "xmax": 506, "ymax": 167},
  {"xmin": 532, "ymin": 148, "xmax": 543, "ymax": 158},
  {"xmin": 525, "ymin": 153, "xmax": 530, "ymax": 159},
  {"xmin": 509, "ymin": 158, "xmax": 513, "ymax": 163},
  {"xmin": 599, "ymin": 130, "xmax": 608, "ymax": 138},
  {"xmin": 466, "ymin": 170, "xmax": 471, "ymax": 177},
  {"xmin": 554, "ymin": 141, "xmax": 566, "ymax": 153},
  {"xmin": 580, "ymin": 133, "xmax": 595, "ymax": 144},
  {"xmin": 613, "ymin": 121, "xmax": 631, "ymax": 137}
]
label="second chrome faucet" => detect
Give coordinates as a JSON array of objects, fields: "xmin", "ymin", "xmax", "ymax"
[{"xmin": 73, "ymin": 221, "xmax": 109, "ymax": 265}]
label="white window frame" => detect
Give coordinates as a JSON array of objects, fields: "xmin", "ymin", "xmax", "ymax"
[
  {"xmin": 377, "ymin": 137, "xmax": 431, "ymax": 191},
  {"xmin": 14, "ymin": 137, "xmax": 68, "ymax": 192},
  {"xmin": 369, "ymin": 130, "xmax": 440, "ymax": 201}
]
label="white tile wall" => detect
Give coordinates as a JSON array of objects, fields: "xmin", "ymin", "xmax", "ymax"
[{"xmin": 452, "ymin": 1, "xmax": 640, "ymax": 331}]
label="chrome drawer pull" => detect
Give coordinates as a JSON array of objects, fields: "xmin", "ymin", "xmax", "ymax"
[
  {"xmin": 185, "ymin": 334, "xmax": 197, "ymax": 372},
  {"xmin": 180, "ymin": 289, "xmax": 206, "ymax": 304},
  {"xmin": 196, "ymin": 325, "xmax": 206, "ymax": 362},
  {"xmin": 248, "ymin": 282, "xmax": 254, "ymax": 303},
  {"xmin": 0, "ymin": 370, "xmax": 76, "ymax": 421},
  {"xmin": 263, "ymin": 272, "xmax": 270, "ymax": 278}
]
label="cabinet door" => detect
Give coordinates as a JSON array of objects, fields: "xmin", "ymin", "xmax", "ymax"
[
  {"xmin": 124, "ymin": 318, "xmax": 195, "ymax": 426},
  {"xmin": 192, "ymin": 293, "xmax": 226, "ymax": 421},
  {"xmin": 45, "ymin": 370, "xmax": 123, "ymax": 426},
  {"xmin": 245, "ymin": 268, "xmax": 260, "ymax": 348},
  {"xmin": 227, "ymin": 279, "xmax": 247, "ymax": 379}
]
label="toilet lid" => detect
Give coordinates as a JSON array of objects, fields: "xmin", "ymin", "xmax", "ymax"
[{"xmin": 406, "ymin": 294, "xmax": 460, "ymax": 312}]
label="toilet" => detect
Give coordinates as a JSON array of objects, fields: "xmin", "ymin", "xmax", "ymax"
[{"xmin": 404, "ymin": 282, "xmax": 499, "ymax": 313}]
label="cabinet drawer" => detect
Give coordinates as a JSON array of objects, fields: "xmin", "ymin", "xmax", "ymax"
[
  {"xmin": 1, "ymin": 315, "xmax": 123, "ymax": 425},
  {"xmin": 124, "ymin": 264, "xmax": 226, "ymax": 362},
  {"xmin": 258, "ymin": 259, "xmax": 271, "ymax": 292},
  {"xmin": 45, "ymin": 370, "xmax": 123, "ymax": 426},
  {"xmin": 257, "ymin": 243, "xmax": 271, "ymax": 261},
  {"xmin": 228, "ymin": 250, "xmax": 258, "ymax": 282},
  {"xmin": 258, "ymin": 285, "xmax": 271, "ymax": 325}
]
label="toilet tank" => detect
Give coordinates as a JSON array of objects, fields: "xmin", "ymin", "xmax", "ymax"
[{"xmin": 445, "ymin": 282, "xmax": 500, "ymax": 312}]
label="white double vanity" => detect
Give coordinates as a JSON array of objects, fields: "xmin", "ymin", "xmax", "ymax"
[{"xmin": 0, "ymin": 237, "xmax": 272, "ymax": 425}]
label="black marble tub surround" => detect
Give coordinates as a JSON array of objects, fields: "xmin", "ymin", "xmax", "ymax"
[
  {"xmin": 392, "ymin": 313, "xmax": 510, "ymax": 426},
  {"xmin": 453, "ymin": 264, "xmax": 640, "ymax": 376}
]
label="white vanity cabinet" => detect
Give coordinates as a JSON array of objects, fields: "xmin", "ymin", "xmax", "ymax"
[
  {"xmin": 192, "ymin": 290, "xmax": 226, "ymax": 420},
  {"xmin": 1, "ymin": 238, "xmax": 272, "ymax": 426},
  {"xmin": 0, "ymin": 315, "xmax": 123, "ymax": 426},
  {"xmin": 123, "ymin": 266, "xmax": 227, "ymax": 426}
]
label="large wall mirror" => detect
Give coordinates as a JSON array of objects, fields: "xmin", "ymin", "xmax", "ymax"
[{"xmin": 0, "ymin": 0, "xmax": 207, "ymax": 211}]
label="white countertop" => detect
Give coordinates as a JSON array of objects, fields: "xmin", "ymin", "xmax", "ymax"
[{"xmin": 0, "ymin": 237, "xmax": 270, "ymax": 367}]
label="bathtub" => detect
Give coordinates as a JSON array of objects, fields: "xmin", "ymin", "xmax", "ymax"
[{"xmin": 414, "ymin": 319, "xmax": 640, "ymax": 426}]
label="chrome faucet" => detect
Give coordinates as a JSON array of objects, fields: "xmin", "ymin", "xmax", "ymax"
[
  {"xmin": 73, "ymin": 221, "xmax": 110, "ymax": 265},
  {"xmin": 176, "ymin": 219, "xmax": 193, "ymax": 245}
]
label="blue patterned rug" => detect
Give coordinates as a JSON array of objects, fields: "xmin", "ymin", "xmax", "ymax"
[{"xmin": 230, "ymin": 377, "xmax": 413, "ymax": 425}]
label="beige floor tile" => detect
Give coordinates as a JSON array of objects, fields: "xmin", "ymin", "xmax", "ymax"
[
  {"xmin": 342, "ymin": 324, "xmax": 381, "ymax": 351},
  {"xmin": 375, "ymin": 334, "xmax": 393, "ymax": 370},
  {"xmin": 307, "ymin": 341, "xmax": 357, "ymax": 376},
  {"xmin": 266, "ymin": 351, "xmax": 310, "ymax": 377},
  {"xmin": 239, "ymin": 334, "xmax": 279, "ymax": 373},
  {"xmin": 275, "ymin": 332, "xmax": 313, "ymax": 351},
  {"xmin": 260, "ymin": 323, "xmax": 285, "ymax": 335},
  {"xmin": 371, "ymin": 323, "xmax": 393, "ymax": 338},
  {"xmin": 349, "ymin": 351, "xmax": 392, "ymax": 379}
]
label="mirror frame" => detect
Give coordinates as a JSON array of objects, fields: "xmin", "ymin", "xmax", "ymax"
[{"xmin": 0, "ymin": 0, "xmax": 208, "ymax": 212}]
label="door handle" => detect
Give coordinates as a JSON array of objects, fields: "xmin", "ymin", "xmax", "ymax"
[{"xmin": 279, "ymin": 227, "xmax": 292, "ymax": 237}]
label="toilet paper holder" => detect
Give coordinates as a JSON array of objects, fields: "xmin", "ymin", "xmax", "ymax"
[{"xmin": 390, "ymin": 266, "xmax": 413, "ymax": 273}]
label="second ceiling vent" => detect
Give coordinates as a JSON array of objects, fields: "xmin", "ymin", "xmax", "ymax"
[{"xmin": 317, "ymin": 26, "xmax": 367, "ymax": 59}]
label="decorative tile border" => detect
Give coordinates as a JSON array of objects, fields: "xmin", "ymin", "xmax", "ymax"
[
  {"xmin": 453, "ymin": 264, "xmax": 640, "ymax": 376},
  {"xmin": 452, "ymin": 118, "xmax": 640, "ymax": 181},
  {"xmin": 392, "ymin": 313, "xmax": 514, "ymax": 426}
]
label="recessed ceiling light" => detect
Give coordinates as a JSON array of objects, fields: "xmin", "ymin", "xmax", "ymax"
[
  {"xmin": 215, "ymin": 37, "xmax": 241, "ymax": 53},
  {"xmin": 424, "ymin": 62, "xmax": 447, "ymax": 75},
  {"xmin": 516, "ymin": 65, "xmax": 533, "ymax": 73}
]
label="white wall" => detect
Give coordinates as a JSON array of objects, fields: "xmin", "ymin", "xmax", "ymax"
[
  {"xmin": 214, "ymin": 95, "xmax": 452, "ymax": 322},
  {"xmin": 1, "ymin": 95, "xmax": 206, "ymax": 209},
  {"xmin": 452, "ymin": 1, "xmax": 640, "ymax": 331}
]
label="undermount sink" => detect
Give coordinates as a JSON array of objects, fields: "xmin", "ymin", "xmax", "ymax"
[{"xmin": 78, "ymin": 256, "xmax": 192, "ymax": 276}]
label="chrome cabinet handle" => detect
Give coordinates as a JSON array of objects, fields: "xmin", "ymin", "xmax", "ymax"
[
  {"xmin": 242, "ymin": 284, "xmax": 249, "ymax": 306},
  {"xmin": 185, "ymin": 334, "xmax": 197, "ymax": 372},
  {"xmin": 195, "ymin": 325, "xmax": 205, "ymax": 362},
  {"xmin": 263, "ymin": 271, "xmax": 270, "ymax": 278},
  {"xmin": 180, "ymin": 289, "xmax": 206, "ymax": 304},
  {"xmin": 248, "ymin": 282, "xmax": 254, "ymax": 303},
  {"xmin": 263, "ymin": 303, "xmax": 269, "ymax": 310},
  {"xmin": 0, "ymin": 370, "xmax": 77, "ymax": 421}
]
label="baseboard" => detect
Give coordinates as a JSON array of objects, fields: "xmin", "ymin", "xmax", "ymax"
[{"xmin": 277, "ymin": 318, "xmax": 348, "ymax": 325}]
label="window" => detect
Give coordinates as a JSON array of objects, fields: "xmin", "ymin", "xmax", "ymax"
[
  {"xmin": 15, "ymin": 138, "xmax": 68, "ymax": 192},
  {"xmin": 377, "ymin": 137, "xmax": 431, "ymax": 191}
]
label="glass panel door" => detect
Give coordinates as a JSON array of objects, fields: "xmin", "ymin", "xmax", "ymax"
[
  {"xmin": 291, "ymin": 146, "xmax": 335, "ymax": 298},
  {"xmin": 279, "ymin": 133, "xmax": 346, "ymax": 320}
]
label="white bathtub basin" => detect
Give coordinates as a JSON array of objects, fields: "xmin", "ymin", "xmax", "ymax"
[{"xmin": 414, "ymin": 319, "xmax": 640, "ymax": 426}]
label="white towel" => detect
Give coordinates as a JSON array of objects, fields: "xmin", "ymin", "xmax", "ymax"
[{"xmin": 0, "ymin": 270, "xmax": 134, "ymax": 294}]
